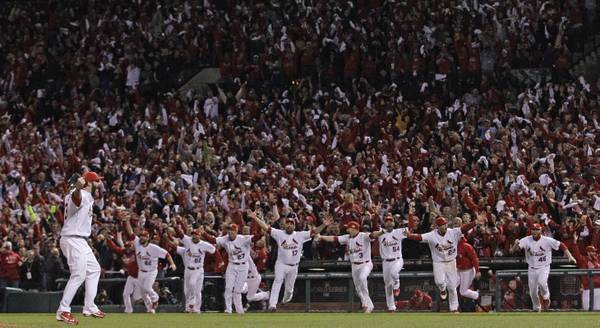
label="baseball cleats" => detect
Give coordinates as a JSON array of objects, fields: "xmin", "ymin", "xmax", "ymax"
[
  {"xmin": 56, "ymin": 312, "xmax": 79, "ymax": 325},
  {"xmin": 83, "ymin": 310, "xmax": 106, "ymax": 318},
  {"xmin": 440, "ymin": 289, "xmax": 448, "ymax": 300}
]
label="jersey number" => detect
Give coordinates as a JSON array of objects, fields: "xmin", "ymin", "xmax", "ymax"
[
  {"xmin": 392, "ymin": 246, "xmax": 400, "ymax": 253},
  {"xmin": 144, "ymin": 260, "xmax": 151, "ymax": 266},
  {"xmin": 448, "ymin": 248, "xmax": 456, "ymax": 256},
  {"xmin": 538, "ymin": 256, "xmax": 547, "ymax": 262},
  {"xmin": 194, "ymin": 257, "xmax": 202, "ymax": 263},
  {"xmin": 292, "ymin": 250, "xmax": 298, "ymax": 256},
  {"xmin": 237, "ymin": 254, "xmax": 244, "ymax": 260}
]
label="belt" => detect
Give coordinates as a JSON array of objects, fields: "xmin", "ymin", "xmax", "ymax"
[
  {"xmin": 384, "ymin": 257, "xmax": 402, "ymax": 262},
  {"xmin": 231, "ymin": 262, "xmax": 246, "ymax": 265},
  {"xmin": 61, "ymin": 235, "xmax": 88, "ymax": 239},
  {"xmin": 140, "ymin": 270, "xmax": 148, "ymax": 273},
  {"xmin": 436, "ymin": 259, "xmax": 456, "ymax": 263},
  {"xmin": 352, "ymin": 260, "xmax": 371, "ymax": 265},
  {"xmin": 187, "ymin": 267, "xmax": 201, "ymax": 271},
  {"xmin": 283, "ymin": 263, "xmax": 298, "ymax": 267}
]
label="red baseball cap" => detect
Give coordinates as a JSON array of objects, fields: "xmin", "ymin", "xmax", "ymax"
[
  {"xmin": 140, "ymin": 230, "xmax": 150, "ymax": 237},
  {"xmin": 435, "ymin": 217, "xmax": 448, "ymax": 226},
  {"xmin": 531, "ymin": 223, "xmax": 542, "ymax": 230},
  {"xmin": 345, "ymin": 221, "xmax": 360, "ymax": 231},
  {"xmin": 587, "ymin": 245, "xmax": 597, "ymax": 253},
  {"xmin": 227, "ymin": 223, "xmax": 239, "ymax": 231},
  {"xmin": 83, "ymin": 171, "xmax": 103, "ymax": 182}
]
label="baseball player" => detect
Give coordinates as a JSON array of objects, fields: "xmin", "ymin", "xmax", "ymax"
[
  {"xmin": 123, "ymin": 218, "xmax": 177, "ymax": 314},
  {"xmin": 242, "ymin": 257, "xmax": 270, "ymax": 307},
  {"xmin": 106, "ymin": 236, "xmax": 145, "ymax": 313},
  {"xmin": 370, "ymin": 214, "xmax": 408, "ymax": 312},
  {"xmin": 570, "ymin": 244, "xmax": 600, "ymax": 310},
  {"xmin": 319, "ymin": 221, "xmax": 374, "ymax": 313},
  {"xmin": 510, "ymin": 223, "xmax": 576, "ymax": 312},
  {"xmin": 177, "ymin": 228, "xmax": 216, "ymax": 313},
  {"xmin": 248, "ymin": 210, "xmax": 331, "ymax": 311},
  {"xmin": 405, "ymin": 216, "xmax": 480, "ymax": 312},
  {"xmin": 216, "ymin": 223, "xmax": 260, "ymax": 314},
  {"xmin": 56, "ymin": 172, "xmax": 105, "ymax": 325},
  {"xmin": 456, "ymin": 236, "xmax": 481, "ymax": 302}
]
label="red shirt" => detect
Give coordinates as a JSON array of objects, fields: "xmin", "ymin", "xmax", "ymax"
[
  {"xmin": 0, "ymin": 251, "xmax": 21, "ymax": 281},
  {"xmin": 456, "ymin": 238, "xmax": 480, "ymax": 272},
  {"xmin": 107, "ymin": 239, "xmax": 138, "ymax": 278}
]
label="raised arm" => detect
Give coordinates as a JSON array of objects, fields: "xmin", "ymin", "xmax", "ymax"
[
  {"xmin": 122, "ymin": 215, "xmax": 134, "ymax": 237},
  {"xmin": 318, "ymin": 235, "xmax": 338, "ymax": 243},
  {"xmin": 247, "ymin": 210, "xmax": 269, "ymax": 232},
  {"xmin": 404, "ymin": 229, "xmax": 423, "ymax": 241},
  {"xmin": 70, "ymin": 176, "xmax": 86, "ymax": 207},
  {"xmin": 311, "ymin": 215, "xmax": 333, "ymax": 236}
]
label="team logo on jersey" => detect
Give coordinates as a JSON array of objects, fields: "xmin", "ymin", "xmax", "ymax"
[
  {"xmin": 280, "ymin": 240, "xmax": 298, "ymax": 250},
  {"xmin": 381, "ymin": 238, "xmax": 399, "ymax": 247},
  {"xmin": 434, "ymin": 243, "xmax": 454, "ymax": 253}
]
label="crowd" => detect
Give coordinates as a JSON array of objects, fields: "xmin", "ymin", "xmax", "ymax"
[{"xmin": 0, "ymin": 0, "xmax": 600, "ymax": 311}]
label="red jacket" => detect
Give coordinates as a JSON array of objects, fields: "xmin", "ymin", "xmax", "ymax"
[
  {"xmin": 0, "ymin": 251, "xmax": 21, "ymax": 281},
  {"xmin": 571, "ymin": 245, "xmax": 600, "ymax": 290},
  {"xmin": 107, "ymin": 239, "xmax": 139, "ymax": 278},
  {"xmin": 456, "ymin": 238, "xmax": 480, "ymax": 272}
]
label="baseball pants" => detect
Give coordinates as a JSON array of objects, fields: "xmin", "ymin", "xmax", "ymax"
[
  {"xmin": 245, "ymin": 261, "xmax": 269, "ymax": 303},
  {"xmin": 582, "ymin": 288, "xmax": 600, "ymax": 310},
  {"xmin": 184, "ymin": 268, "xmax": 205, "ymax": 313},
  {"xmin": 138, "ymin": 269, "xmax": 160, "ymax": 311},
  {"xmin": 224, "ymin": 263, "xmax": 248, "ymax": 313},
  {"xmin": 269, "ymin": 261, "xmax": 299, "ymax": 308},
  {"xmin": 123, "ymin": 276, "xmax": 144, "ymax": 313},
  {"xmin": 57, "ymin": 236, "xmax": 101, "ymax": 315},
  {"xmin": 433, "ymin": 260, "xmax": 459, "ymax": 311},
  {"xmin": 458, "ymin": 268, "xmax": 479, "ymax": 300},
  {"xmin": 382, "ymin": 259, "xmax": 404, "ymax": 310},
  {"xmin": 528, "ymin": 266, "xmax": 550, "ymax": 311},
  {"xmin": 351, "ymin": 261, "xmax": 374, "ymax": 310}
]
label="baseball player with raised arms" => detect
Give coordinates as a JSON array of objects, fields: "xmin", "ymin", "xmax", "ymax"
[
  {"xmin": 510, "ymin": 223, "xmax": 576, "ymax": 312},
  {"xmin": 405, "ymin": 216, "xmax": 480, "ymax": 312},
  {"xmin": 177, "ymin": 228, "xmax": 216, "ymax": 313},
  {"xmin": 248, "ymin": 210, "xmax": 331, "ymax": 311},
  {"xmin": 106, "ymin": 235, "xmax": 144, "ymax": 313},
  {"xmin": 123, "ymin": 218, "xmax": 177, "ymax": 314},
  {"xmin": 319, "ymin": 221, "xmax": 375, "ymax": 313},
  {"xmin": 56, "ymin": 172, "xmax": 105, "ymax": 325},
  {"xmin": 370, "ymin": 213, "xmax": 408, "ymax": 312},
  {"xmin": 216, "ymin": 223, "xmax": 261, "ymax": 314}
]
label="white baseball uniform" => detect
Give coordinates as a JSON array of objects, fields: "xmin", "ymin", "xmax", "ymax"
[
  {"xmin": 378, "ymin": 228, "xmax": 407, "ymax": 311},
  {"xmin": 268, "ymin": 228, "xmax": 312, "ymax": 309},
  {"xmin": 134, "ymin": 237, "xmax": 168, "ymax": 312},
  {"xmin": 57, "ymin": 189, "xmax": 102, "ymax": 316},
  {"xmin": 217, "ymin": 235, "xmax": 254, "ymax": 314},
  {"xmin": 243, "ymin": 258, "xmax": 269, "ymax": 303},
  {"xmin": 338, "ymin": 232, "xmax": 374, "ymax": 311},
  {"xmin": 122, "ymin": 275, "xmax": 144, "ymax": 313},
  {"xmin": 178, "ymin": 236, "xmax": 216, "ymax": 313},
  {"xmin": 518, "ymin": 235, "xmax": 561, "ymax": 311},
  {"xmin": 420, "ymin": 228, "xmax": 463, "ymax": 311}
]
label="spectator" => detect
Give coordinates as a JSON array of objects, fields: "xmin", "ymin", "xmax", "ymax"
[
  {"xmin": 0, "ymin": 241, "xmax": 21, "ymax": 288},
  {"xmin": 45, "ymin": 247, "xmax": 69, "ymax": 291},
  {"xmin": 19, "ymin": 250, "xmax": 43, "ymax": 291}
]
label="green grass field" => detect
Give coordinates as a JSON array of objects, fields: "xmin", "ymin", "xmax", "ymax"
[{"xmin": 1, "ymin": 313, "xmax": 600, "ymax": 328}]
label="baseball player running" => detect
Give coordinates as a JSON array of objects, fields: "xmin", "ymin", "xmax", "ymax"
[
  {"xmin": 123, "ymin": 219, "xmax": 177, "ymax": 314},
  {"xmin": 405, "ymin": 216, "xmax": 479, "ymax": 312},
  {"xmin": 456, "ymin": 236, "xmax": 481, "ymax": 301},
  {"xmin": 216, "ymin": 223, "xmax": 260, "ymax": 314},
  {"xmin": 248, "ymin": 210, "xmax": 331, "ymax": 311},
  {"xmin": 56, "ymin": 172, "xmax": 105, "ymax": 325},
  {"xmin": 510, "ymin": 223, "xmax": 576, "ymax": 312},
  {"xmin": 177, "ymin": 228, "xmax": 216, "ymax": 313},
  {"xmin": 106, "ymin": 236, "xmax": 145, "ymax": 313},
  {"xmin": 319, "ymin": 220, "xmax": 375, "ymax": 313},
  {"xmin": 370, "ymin": 213, "xmax": 408, "ymax": 312},
  {"xmin": 242, "ymin": 257, "xmax": 270, "ymax": 307}
]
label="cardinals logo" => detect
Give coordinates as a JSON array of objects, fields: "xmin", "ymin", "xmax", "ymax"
[{"xmin": 281, "ymin": 239, "xmax": 298, "ymax": 250}]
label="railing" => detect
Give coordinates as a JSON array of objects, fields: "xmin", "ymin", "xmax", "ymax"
[
  {"xmin": 495, "ymin": 269, "xmax": 600, "ymax": 312},
  {"xmin": 52, "ymin": 268, "xmax": 600, "ymax": 313}
]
